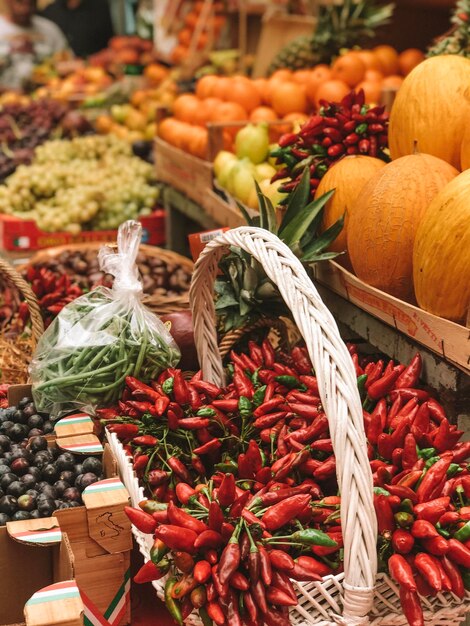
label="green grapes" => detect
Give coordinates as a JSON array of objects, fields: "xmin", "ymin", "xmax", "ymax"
[{"xmin": 0, "ymin": 135, "xmax": 159, "ymax": 232}]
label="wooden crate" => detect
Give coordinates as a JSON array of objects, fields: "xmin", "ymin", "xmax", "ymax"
[
  {"xmin": 154, "ymin": 137, "xmax": 214, "ymax": 207},
  {"xmin": 311, "ymin": 261, "xmax": 470, "ymax": 373}
]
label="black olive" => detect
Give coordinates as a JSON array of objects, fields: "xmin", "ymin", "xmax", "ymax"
[
  {"xmin": 75, "ymin": 472, "xmax": 98, "ymax": 492},
  {"xmin": 13, "ymin": 409, "xmax": 28, "ymax": 425},
  {"xmin": 82, "ymin": 457, "xmax": 102, "ymax": 476},
  {"xmin": 41, "ymin": 464, "xmax": 59, "ymax": 484},
  {"xmin": 30, "ymin": 510, "xmax": 41, "ymax": 519},
  {"xmin": 0, "ymin": 421, "xmax": 14, "ymax": 433},
  {"xmin": 12, "ymin": 510, "xmax": 31, "ymax": 521},
  {"xmin": 27, "ymin": 466, "xmax": 41, "ymax": 481},
  {"xmin": 42, "ymin": 421, "xmax": 54, "ymax": 434},
  {"xmin": 18, "ymin": 397, "xmax": 31, "ymax": 409},
  {"xmin": 20, "ymin": 473, "xmax": 38, "ymax": 489},
  {"xmin": 27, "ymin": 415, "xmax": 44, "ymax": 430},
  {"xmin": 53, "ymin": 480, "xmax": 70, "ymax": 497},
  {"xmin": 34, "ymin": 450, "xmax": 53, "ymax": 469},
  {"xmin": 0, "ymin": 465, "xmax": 11, "ymax": 478},
  {"xmin": 0, "ymin": 434, "xmax": 11, "ymax": 451},
  {"xmin": 7, "ymin": 481, "xmax": 26, "ymax": 498},
  {"xmin": 10, "ymin": 458, "xmax": 29, "ymax": 476},
  {"xmin": 36, "ymin": 497, "xmax": 55, "ymax": 517},
  {"xmin": 8, "ymin": 423, "xmax": 28, "ymax": 442},
  {"xmin": 0, "ymin": 494, "xmax": 17, "ymax": 516},
  {"xmin": 21, "ymin": 403, "xmax": 36, "ymax": 418},
  {"xmin": 59, "ymin": 470, "xmax": 75, "ymax": 483},
  {"xmin": 0, "ymin": 512, "xmax": 10, "ymax": 525},
  {"xmin": 28, "ymin": 428, "xmax": 44, "ymax": 438},
  {"xmin": 30, "ymin": 436, "xmax": 48, "ymax": 453},
  {"xmin": 0, "ymin": 472, "xmax": 17, "ymax": 491},
  {"xmin": 62, "ymin": 487, "xmax": 81, "ymax": 503},
  {"xmin": 56, "ymin": 453, "xmax": 75, "ymax": 472}
]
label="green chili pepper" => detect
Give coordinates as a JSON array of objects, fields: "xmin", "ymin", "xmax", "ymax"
[
  {"xmin": 374, "ymin": 487, "xmax": 391, "ymax": 496},
  {"xmin": 215, "ymin": 461, "xmax": 238, "ymax": 474},
  {"xmin": 238, "ymin": 396, "xmax": 253, "ymax": 418},
  {"xmin": 400, "ymin": 499, "xmax": 414, "ymax": 514},
  {"xmin": 252, "ymin": 368, "xmax": 260, "ymax": 387},
  {"xmin": 437, "ymin": 527, "xmax": 451, "ymax": 538},
  {"xmin": 357, "ymin": 374, "xmax": 368, "ymax": 401},
  {"xmin": 424, "ymin": 456, "xmax": 440, "ymax": 469},
  {"xmin": 356, "ymin": 123, "xmax": 368, "ymax": 134},
  {"xmin": 394, "ymin": 512, "xmax": 414, "ymax": 528},
  {"xmin": 418, "ymin": 447, "xmax": 436, "ymax": 460},
  {"xmin": 447, "ymin": 463, "xmax": 463, "ymax": 478},
  {"xmin": 274, "ymin": 375, "xmax": 303, "ymax": 389},
  {"xmin": 226, "ymin": 363, "xmax": 234, "ymax": 380},
  {"xmin": 252, "ymin": 385, "xmax": 267, "ymax": 407},
  {"xmin": 312, "ymin": 144, "xmax": 327, "ymax": 157},
  {"xmin": 454, "ymin": 520, "xmax": 470, "ymax": 542},
  {"xmin": 289, "ymin": 528, "xmax": 338, "ymax": 547},
  {"xmin": 197, "ymin": 407, "xmax": 217, "ymax": 417},
  {"xmin": 162, "ymin": 377, "xmax": 174, "ymax": 395},
  {"xmin": 164, "ymin": 578, "xmax": 183, "ymax": 626}
]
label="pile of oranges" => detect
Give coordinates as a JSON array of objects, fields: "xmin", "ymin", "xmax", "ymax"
[
  {"xmin": 171, "ymin": 1, "xmax": 227, "ymax": 65},
  {"xmin": 158, "ymin": 45, "xmax": 424, "ymax": 160}
]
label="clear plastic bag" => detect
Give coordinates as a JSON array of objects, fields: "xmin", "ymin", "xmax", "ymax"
[{"xmin": 30, "ymin": 220, "xmax": 180, "ymax": 417}]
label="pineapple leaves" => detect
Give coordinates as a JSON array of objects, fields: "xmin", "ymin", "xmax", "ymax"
[
  {"xmin": 278, "ymin": 188, "xmax": 335, "ymax": 249},
  {"xmin": 279, "ymin": 167, "xmax": 310, "ymax": 230},
  {"xmin": 255, "ymin": 180, "xmax": 277, "ymax": 234},
  {"xmin": 235, "ymin": 200, "xmax": 255, "ymax": 227},
  {"xmin": 301, "ymin": 213, "xmax": 345, "ymax": 262}
]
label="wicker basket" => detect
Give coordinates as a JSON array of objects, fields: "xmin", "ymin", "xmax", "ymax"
[
  {"xmin": 109, "ymin": 227, "xmax": 470, "ymax": 626},
  {"xmin": 0, "ymin": 257, "xmax": 44, "ymax": 384},
  {"xmin": 21, "ymin": 242, "xmax": 194, "ymax": 316}
]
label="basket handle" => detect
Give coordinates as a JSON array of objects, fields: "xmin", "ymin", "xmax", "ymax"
[
  {"xmin": 0, "ymin": 257, "xmax": 44, "ymax": 349},
  {"xmin": 189, "ymin": 227, "xmax": 377, "ymax": 620}
]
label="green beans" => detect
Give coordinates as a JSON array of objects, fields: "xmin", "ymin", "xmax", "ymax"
[{"xmin": 31, "ymin": 288, "xmax": 180, "ymax": 417}]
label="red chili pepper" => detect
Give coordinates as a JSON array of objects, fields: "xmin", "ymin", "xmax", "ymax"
[
  {"xmin": 367, "ymin": 367, "xmax": 403, "ymax": 400},
  {"xmin": 427, "ymin": 398, "xmax": 447, "ymax": 423},
  {"xmin": 288, "ymin": 403, "xmax": 319, "ymax": 420},
  {"xmin": 365, "ymin": 360, "xmax": 384, "ymax": 389},
  {"xmin": 413, "ymin": 496, "xmax": 450, "ymax": 524},
  {"xmin": 218, "ymin": 524, "xmax": 241, "ymax": 585},
  {"xmin": 133, "ymin": 435, "xmax": 158, "ymax": 447},
  {"xmin": 155, "ymin": 525, "xmax": 198, "ymax": 554},
  {"xmin": 313, "ymin": 455, "xmax": 336, "ymax": 481},
  {"xmin": 254, "ymin": 397, "xmax": 285, "ymax": 417},
  {"xmin": 217, "ymin": 473, "xmax": 236, "ymax": 508},
  {"xmin": 415, "ymin": 552, "xmax": 442, "ymax": 591},
  {"xmin": 262, "ymin": 339, "xmax": 276, "ymax": 368},
  {"xmin": 207, "ymin": 601, "xmax": 225, "ymax": 625},
  {"xmin": 107, "ymin": 423, "xmax": 139, "ymax": 441},
  {"xmin": 289, "ymin": 562, "xmax": 321, "ymax": 581},
  {"xmin": 193, "ymin": 560, "xmax": 211, "ymax": 584},
  {"xmin": 388, "ymin": 554, "xmax": 417, "ymax": 591},
  {"xmin": 392, "ymin": 529, "xmax": 415, "ymax": 554},
  {"xmin": 291, "ymin": 346, "xmax": 312, "ymax": 375},
  {"xmin": 441, "ymin": 555, "xmax": 465, "ymax": 599},
  {"xmin": 271, "ymin": 570, "xmax": 297, "ymax": 602},
  {"xmin": 243, "ymin": 591, "xmax": 258, "ymax": 624},
  {"xmin": 172, "ymin": 370, "xmax": 190, "ymax": 405},
  {"xmin": 395, "ymin": 353, "xmax": 422, "ymax": 389},
  {"xmin": 124, "ymin": 506, "xmax": 156, "ymax": 534},
  {"xmin": 268, "ymin": 549, "xmax": 295, "ymax": 571},
  {"xmin": 399, "ymin": 587, "xmax": 424, "ymax": 626},
  {"xmin": 167, "ymin": 456, "xmax": 192, "ymax": 484},
  {"xmin": 266, "ymin": 587, "xmax": 297, "ymax": 606},
  {"xmin": 178, "ymin": 417, "xmax": 210, "ymax": 430},
  {"xmin": 367, "ymin": 399, "xmax": 387, "ymax": 445},
  {"xmin": 133, "ymin": 454, "xmax": 149, "ymax": 473},
  {"xmin": 175, "ymin": 483, "xmax": 196, "ymax": 505},
  {"xmin": 416, "ymin": 454, "xmax": 453, "ymax": 503},
  {"xmin": 194, "ymin": 530, "xmax": 225, "ymax": 551},
  {"xmin": 402, "ymin": 433, "xmax": 419, "ymax": 470},
  {"xmin": 167, "ymin": 501, "xmax": 208, "ymax": 534},
  {"xmin": 229, "ymin": 491, "xmax": 251, "ymax": 518},
  {"xmin": 258, "ymin": 545, "xmax": 272, "ymax": 586},
  {"xmin": 212, "ymin": 398, "xmax": 239, "ymax": 412},
  {"xmin": 252, "ymin": 579, "xmax": 268, "ymax": 613},
  {"xmin": 447, "ymin": 538, "xmax": 470, "ymax": 567},
  {"xmin": 411, "ymin": 519, "xmax": 439, "ymax": 540},
  {"xmin": 193, "ymin": 438, "xmax": 221, "ymax": 455},
  {"xmin": 374, "ymin": 494, "xmax": 395, "ymax": 535},
  {"xmin": 167, "ymin": 409, "xmax": 180, "ymax": 430},
  {"xmin": 233, "ymin": 364, "xmax": 254, "ymax": 399},
  {"xmin": 134, "ymin": 559, "xmax": 169, "ymax": 584},
  {"xmin": 191, "ymin": 380, "xmax": 221, "ymax": 398}
]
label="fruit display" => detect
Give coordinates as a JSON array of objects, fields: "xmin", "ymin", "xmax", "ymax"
[
  {"xmin": 0, "ymin": 135, "xmax": 159, "ymax": 233},
  {"xmin": 0, "ymin": 99, "xmax": 91, "ymax": 182},
  {"xmin": 88, "ymin": 36, "xmax": 157, "ymax": 72},
  {"xmin": 0, "ymin": 397, "xmax": 104, "ymax": 525},
  {"xmin": 33, "ymin": 66, "xmax": 114, "ymax": 102},
  {"xmin": 428, "ymin": 0, "xmax": 470, "ymax": 57},
  {"xmin": 268, "ymin": 0, "xmax": 394, "ymax": 72},
  {"xmin": 413, "ymin": 169, "xmax": 470, "ymax": 323},
  {"xmin": 389, "ymin": 55, "xmax": 470, "ymax": 170},
  {"xmin": 102, "ymin": 342, "xmax": 470, "ymax": 626},
  {"xmin": 347, "ymin": 153, "xmax": 458, "ymax": 302},
  {"xmin": 271, "ymin": 90, "xmax": 390, "ymax": 201}
]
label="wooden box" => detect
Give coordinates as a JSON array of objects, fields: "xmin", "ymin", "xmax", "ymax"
[
  {"xmin": 311, "ymin": 261, "xmax": 470, "ymax": 373},
  {"xmin": 0, "ymin": 518, "xmax": 82, "ymax": 626}
]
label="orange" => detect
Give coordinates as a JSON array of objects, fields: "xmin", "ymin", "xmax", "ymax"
[
  {"xmin": 382, "ymin": 74, "xmax": 403, "ymax": 89},
  {"xmin": 115, "ymin": 48, "xmax": 139, "ymax": 65},
  {"xmin": 95, "ymin": 115, "xmax": 113, "ymax": 134},
  {"xmin": 178, "ymin": 28, "xmax": 192, "ymax": 46},
  {"xmin": 212, "ymin": 76, "xmax": 232, "ymax": 100},
  {"xmin": 187, "ymin": 126, "xmax": 208, "ymax": 159},
  {"xmin": 305, "ymin": 65, "xmax": 332, "ymax": 104},
  {"xmin": 196, "ymin": 32, "xmax": 209, "ymax": 50},
  {"xmin": 271, "ymin": 81, "xmax": 307, "ymax": 116},
  {"xmin": 293, "ymin": 70, "xmax": 312, "ymax": 85},
  {"xmin": 314, "ymin": 80, "xmax": 350, "ymax": 109},
  {"xmin": 228, "ymin": 77, "xmax": 261, "ymax": 113},
  {"xmin": 210, "ymin": 101, "xmax": 248, "ymax": 123},
  {"xmin": 192, "ymin": 100, "xmax": 211, "ymax": 126},
  {"xmin": 283, "ymin": 112, "xmax": 309, "ymax": 125},
  {"xmin": 250, "ymin": 106, "xmax": 278, "ymax": 123},
  {"xmin": 170, "ymin": 45, "xmax": 189, "ymax": 65},
  {"xmin": 356, "ymin": 80, "xmax": 382, "ymax": 105},
  {"xmin": 173, "ymin": 94, "xmax": 201, "ymax": 123},
  {"xmin": 184, "ymin": 11, "xmax": 198, "ymax": 29},
  {"xmin": 203, "ymin": 97, "xmax": 223, "ymax": 116},
  {"xmin": 365, "ymin": 69, "xmax": 384, "ymax": 82},
  {"xmin": 373, "ymin": 45, "xmax": 399, "ymax": 76},
  {"xmin": 270, "ymin": 69, "xmax": 293, "ymax": 82},
  {"xmin": 355, "ymin": 49, "xmax": 382, "ymax": 71},
  {"xmin": 158, "ymin": 117, "xmax": 180, "ymax": 145},
  {"xmin": 331, "ymin": 52, "xmax": 366, "ymax": 87},
  {"xmin": 398, "ymin": 48, "xmax": 425, "ymax": 76},
  {"xmin": 144, "ymin": 63, "xmax": 169, "ymax": 85},
  {"xmin": 196, "ymin": 75, "xmax": 219, "ymax": 99}
]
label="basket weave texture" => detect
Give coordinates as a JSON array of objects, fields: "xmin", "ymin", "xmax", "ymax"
[{"xmin": 108, "ymin": 227, "xmax": 470, "ymax": 626}]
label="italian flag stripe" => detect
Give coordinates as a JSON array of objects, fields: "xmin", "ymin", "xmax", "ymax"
[
  {"xmin": 57, "ymin": 416, "xmax": 92, "ymax": 425},
  {"xmin": 80, "ymin": 590, "xmax": 111, "ymax": 626},
  {"xmin": 11, "ymin": 529, "xmax": 62, "ymax": 543},
  {"xmin": 63, "ymin": 442, "xmax": 103, "ymax": 452},
  {"xmin": 27, "ymin": 585, "xmax": 79, "ymax": 606},
  {"xmin": 104, "ymin": 569, "xmax": 131, "ymax": 624}
]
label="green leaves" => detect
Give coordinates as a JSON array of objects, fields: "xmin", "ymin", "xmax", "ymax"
[
  {"xmin": 302, "ymin": 213, "xmax": 345, "ymax": 263},
  {"xmin": 255, "ymin": 180, "xmax": 277, "ymax": 234},
  {"xmin": 279, "ymin": 188, "xmax": 335, "ymax": 250}
]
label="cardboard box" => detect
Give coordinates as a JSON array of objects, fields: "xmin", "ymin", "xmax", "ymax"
[
  {"xmin": 0, "ymin": 517, "xmax": 83, "ymax": 626},
  {"xmin": 7, "ymin": 386, "xmax": 133, "ymax": 625},
  {"xmin": 312, "ymin": 261, "xmax": 470, "ymax": 373},
  {"xmin": 0, "ymin": 210, "xmax": 165, "ymax": 252}
]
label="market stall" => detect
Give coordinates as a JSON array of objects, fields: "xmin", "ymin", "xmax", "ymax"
[{"xmin": 0, "ymin": 0, "xmax": 469, "ymax": 624}]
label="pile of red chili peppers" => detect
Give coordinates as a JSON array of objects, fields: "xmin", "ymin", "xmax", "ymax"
[{"xmin": 99, "ymin": 340, "xmax": 470, "ymax": 626}]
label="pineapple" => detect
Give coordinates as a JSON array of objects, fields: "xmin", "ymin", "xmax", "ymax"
[
  {"xmin": 427, "ymin": 0, "xmax": 470, "ymax": 57},
  {"xmin": 268, "ymin": 0, "xmax": 394, "ymax": 73},
  {"xmin": 215, "ymin": 169, "xmax": 344, "ymax": 331}
]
